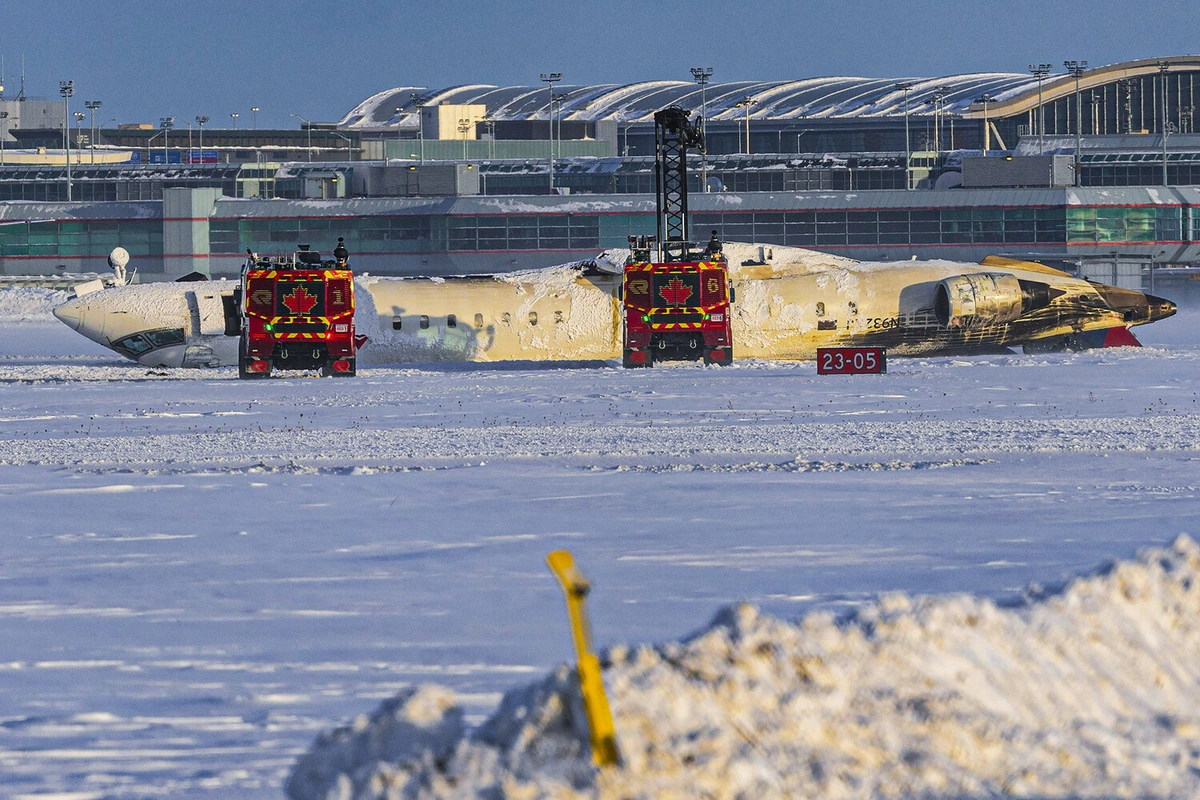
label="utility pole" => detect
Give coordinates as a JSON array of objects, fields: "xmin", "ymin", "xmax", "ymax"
[
  {"xmin": 1028, "ymin": 64, "xmax": 1051, "ymax": 154},
  {"xmin": 540, "ymin": 72, "xmax": 562, "ymax": 192},
  {"xmin": 895, "ymin": 81, "xmax": 916, "ymax": 189},
  {"xmin": 59, "ymin": 80, "xmax": 74, "ymax": 201},
  {"xmin": 690, "ymin": 67, "xmax": 713, "ymax": 191},
  {"xmin": 1064, "ymin": 60, "xmax": 1088, "ymax": 186}
]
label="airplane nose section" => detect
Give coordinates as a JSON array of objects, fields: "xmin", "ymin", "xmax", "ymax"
[
  {"xmin": 52, "ymin": 298, "xmax": 84, "ymax": 331},
  {"xmin": 52, "ymin": 297, "xmax": 109, "ymax": 345}
]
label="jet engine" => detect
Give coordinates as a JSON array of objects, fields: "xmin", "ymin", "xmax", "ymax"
[{"xmin": 935, "ymin": 273, "xmax": 1059, "ymax": 329}]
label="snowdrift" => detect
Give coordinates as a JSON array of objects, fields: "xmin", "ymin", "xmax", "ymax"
[
  {"xmin": 0, "ymin": 286, "xmax": 70, "ymax": 324},
  {"xmin": 288, "ymin": 535, "xmax": 1200, "ymax": 800}
]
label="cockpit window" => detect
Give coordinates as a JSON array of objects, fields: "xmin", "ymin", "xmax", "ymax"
[
  {"xmin": 144, "ymin": 328, "xmax": 186, "ymax": 348},
  {"xmin": 112, "ymin": 334, "xmax": 153, "ymax": 356},
  {"xmin": 111, "ymin": 328, "xmax": 186, "ymax": 358}
]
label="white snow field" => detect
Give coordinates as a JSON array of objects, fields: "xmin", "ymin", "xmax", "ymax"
[{"xmin": 1, "ymin": 286, "xmax": 1199, "ymax": 799}]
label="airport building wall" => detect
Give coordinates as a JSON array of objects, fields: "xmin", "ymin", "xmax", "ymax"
[{"xmin": 2, "ymin": 188, "xmax": 1199, "ymax": 288}]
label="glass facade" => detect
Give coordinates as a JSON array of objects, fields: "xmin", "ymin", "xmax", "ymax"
[
  {"xmin": 0, "ymin": 219, "xmax": 162, "ymax": 259},
  {"xmin": 205, "ymin": 205, "xmax": 1197, "ymax": 255},
  {"xmin": 1066, "ymin": 207, "xmax": 1183, "ymax": 243},
  {"xmin": 210, "ymin": 214, "xmax": 613, "ymax": 255},
  {"xmin": 0, "ymin": 201, "xmax": 1191, "ymax": 267},
  {"xmin": 693, "ymin": 207, "xmax": 1068, "ymax": 249}
]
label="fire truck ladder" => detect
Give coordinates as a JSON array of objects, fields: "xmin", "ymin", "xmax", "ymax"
[{"xmin": 654, "ymin": 106, "xmax": 704, "ymax": 263}]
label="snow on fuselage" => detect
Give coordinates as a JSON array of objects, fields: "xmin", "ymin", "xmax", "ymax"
[{"xmin": 50, "ymin": 244, "xmax": 1176, "ymax": 368}]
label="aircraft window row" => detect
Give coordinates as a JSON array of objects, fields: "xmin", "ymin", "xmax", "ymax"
[
  {"xmin": 111, "ymin": 328, "xmax": 186, "ymax": 358},
  {"xmin": 391, "ymin": 312, "xmax": 553, "ymax": 331}
]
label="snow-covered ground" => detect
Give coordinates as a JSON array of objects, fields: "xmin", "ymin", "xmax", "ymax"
[{"xmin": 1, "ymin": 288, "xmax": 1199, "ymax": 799}]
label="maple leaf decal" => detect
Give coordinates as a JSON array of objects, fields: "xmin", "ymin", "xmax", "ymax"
[
  {"xmin": 658, "ymin": 277, "xmax": 693, "ymax": 306},
  {"xmin": 282, "ymin": 285, "xmax": 319, "ymax": 314}
]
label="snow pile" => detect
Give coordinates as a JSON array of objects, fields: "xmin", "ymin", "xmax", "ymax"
[
  {"xmin": 0, "ymin": 287, "xmax": 71, "ymax": 324},
  {"xmin": 288, "ymin": 535, "xmax": 1200, "ymax": 800}
]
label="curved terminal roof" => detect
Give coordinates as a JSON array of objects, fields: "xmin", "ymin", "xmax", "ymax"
[
  {"xmin": 338, "ymin": 57, "xmax": 1200, "ymax": 130},
  {"xmin": 338, "ymin": 74, "xmax": 1037, "ymax": 130}
]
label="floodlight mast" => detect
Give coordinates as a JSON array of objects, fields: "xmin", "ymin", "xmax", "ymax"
[
  {"xmin": 1028, "ymin": 64, "xmax": 1051, "ymax": 154},
  {"xmin": 690, "ymin": 67, "xmax": 713, "ymax": 191},
  {"xmin": 1064, "ymin": 60, "xmax": 1088, "ymax": 186},
  {"xmin": 977, "ymin": 93, "xmax": 995, "ymax": 154},
  {"xmin": 734, "ymin": 95, "xmax": 757, "ymax": 154},
  {"xmin": 85, "ymin": 100, "xmax": 101, "ymax": 165},
  {"xmin": 895, "ymin": 81, "xmax": 916, "ymax": 189},
  {"xmin": 1159, "ymin": 61, "xmax": 1173, "ymax": 187},
  {"xmin": 540, "ymin": 72, "xmax": 563, "ymax": 192},
  {"xmin": 59, "ymin": 80, "xmax": 74, "ymax": 200}
]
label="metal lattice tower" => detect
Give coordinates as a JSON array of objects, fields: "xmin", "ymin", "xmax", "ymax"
[{"xmin": 653, "ymin": 106, "xmax": 703, "ymax": 262}]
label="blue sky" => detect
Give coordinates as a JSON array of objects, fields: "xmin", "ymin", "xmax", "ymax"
[{"xmin": 4, "ymin": 0, "xmax": 1198, "ymax": 129}]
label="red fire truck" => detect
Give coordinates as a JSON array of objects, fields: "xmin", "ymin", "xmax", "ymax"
[
  {"xmin": 622, "ymin": 241, "xmax": 733, "ymax": 367},
  {"xmin": 621, "ymin": 107, "xmax": 734, "ymax": 368},
  {"xmin": 238, "ymin": 240, "xmax": 358, "ymax": 379}
]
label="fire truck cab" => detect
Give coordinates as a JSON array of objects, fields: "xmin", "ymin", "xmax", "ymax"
[{"xmin": 238, "ymin": 240, "xmax": 358, "ymax": 379}]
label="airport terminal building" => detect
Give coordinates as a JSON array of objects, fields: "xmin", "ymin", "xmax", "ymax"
[{"xmin": 3, "ymin": 56, "xmax": 1200, "ymax": 292}]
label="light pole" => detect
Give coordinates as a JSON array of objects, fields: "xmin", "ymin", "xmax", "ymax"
[
  {"xmin": 59, "ymin": 80, "xmax": 74, "ymax": 200},
  {"xmin": 458, "ymin": 118, "xmax": 471, "ymax": 159},
  {"xmin": 1028, "ymin": 64, "xmax": 1051, "ymax": 153},
  {"xmin": 330, "ymin": 130, "xmax": 353, "ymax": 162},
  {"xmin": 483, "ymin": 115, "xmax": 496, "ymax": 159},
  {"xmin": 734, "ymin": 96, "xmax": 758, "ymax": 154},
  {"xmin": 540, "ymin": 72, "xmax": 562, "ymax": 192},
  {"xmin": 1064, "ymin": 60, "xmax": 1088, "ymax": 186},
  {"xmin": 251, "ymin": 106, "xmax": 259, "ymax": 130},
  {"xmin": 85, "ymin": 100, "xmax": 101, "ymax": 164},
  {"xmin": 932, "ymin": 88, "xmax": 948, "ymax": 157},
  {"xmin": 74, "ymin": 112, "xmax": 86, "ymax": 161},
  {"xmin": 0, "ymin": 111, "xmax": 8, "ymax": 167},
  {"xmin": 690, "ymin": 66, "xmax": 713, "ymax": 190},
  {"xmin": 895, "ymin": 81, "xmax": 916, "ymax": 190},
  {"xmin": 290, "ymin": 113, "xmax": 311, "ymax": 162},
  {"xmin": 977, "ymin": 93, "xmax": 995, "ymax": 154},
  {"xmin": 230, "ymin": 112, "xmax": 239, "ymax": 130},
  {"xmin": 195, "ymin": 115, "xmax": 208, "ymax": 164},
  {"xmin": 159, "ymin": 116, "xmax": 174, "ymax": 165},
  {"xmin": 410, "ymin": 93, "xmax": 429, "ymax": 163},
  {"xmin": 1159, "ymin": 61, "xmax": 1173, "ymax": 187}
]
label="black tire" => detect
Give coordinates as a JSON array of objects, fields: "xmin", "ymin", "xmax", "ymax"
[
  {"xmin": 703, "ymin": 345, "xmax": 733, "ymax": 366},
  {"xmin": 238, "ymin": 338, "xmax": 269, "ymax": 379},
  {"xmin": 322, "ymin": 357, "xmax": 357, "ymax": 377},
  {"xmin": 622, "ymin": 349, "xmax": 649, "ymax": 369}
]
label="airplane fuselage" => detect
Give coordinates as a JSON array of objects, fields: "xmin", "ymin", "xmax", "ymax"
[{"xmin": 51, "ymin": 247, "xmax": 1176, "ymax": 368}]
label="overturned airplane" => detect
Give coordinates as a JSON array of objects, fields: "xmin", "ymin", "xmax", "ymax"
[{"xmin": 51, "ymin": 241, "xmax": 1175, "ymax": 369}]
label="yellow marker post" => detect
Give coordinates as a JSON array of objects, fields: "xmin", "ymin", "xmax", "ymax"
[{"xmin": 546, "ymin": 550, "xmax": 620, "ymax": 767}]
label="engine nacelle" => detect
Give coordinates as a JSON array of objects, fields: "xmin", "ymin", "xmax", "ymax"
[{"xmin": 935, "ymin": 273, "xmax": 1056, "ymax": 329}]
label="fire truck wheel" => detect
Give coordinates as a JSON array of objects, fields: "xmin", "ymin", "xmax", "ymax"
[
  {"xmin": 622, "ymin": 349, "xmax": 651, "ymax": 369},
  {"xmin": 703, "ymin": 346, "xmax": 732, "ymax": 366},
  {"xmin": 237, "ymin": 339, "xmax": 269, "ymax": 380},
  {"xmin": 322, "ymin": 358, "xmax": 357, "ymax": 377}
]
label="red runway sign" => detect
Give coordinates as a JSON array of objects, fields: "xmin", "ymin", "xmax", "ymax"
[{"xmin": 817, "ymin": 347, "xmax": 887, "ymax": 375}]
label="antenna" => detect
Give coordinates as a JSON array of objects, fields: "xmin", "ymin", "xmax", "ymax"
[{"xmin": 18, "ymin": 54, "xmax": 25, "ymax": 101}]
